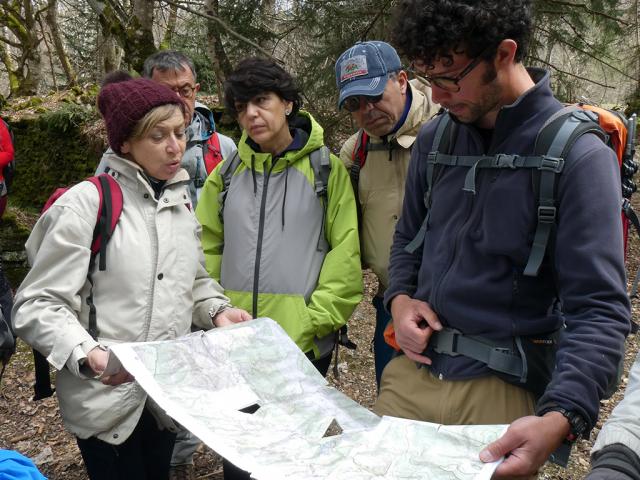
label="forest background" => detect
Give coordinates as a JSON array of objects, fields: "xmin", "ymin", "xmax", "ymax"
[
  {"xmin": 0, "ymin": 0, "xmax": 639, "ymax": 479},
  {"xmin": 0, "ymin": 0, "xmax": 638, "ymax": 147}
]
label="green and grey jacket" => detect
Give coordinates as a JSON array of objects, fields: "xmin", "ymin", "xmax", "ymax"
[{"xmin": 196, "ymin": 111, "xmax": 362, "ymax": 359}]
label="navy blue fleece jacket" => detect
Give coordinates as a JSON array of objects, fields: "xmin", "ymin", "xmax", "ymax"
[{"xmin": 385, "ymin": 68, "xmax": 630, "ymax": 429}]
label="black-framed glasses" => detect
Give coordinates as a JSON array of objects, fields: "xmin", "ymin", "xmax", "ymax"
[
  {"xmin": 409, "ymin": 54, "xmax": 487, "ymax": 93},
  {"xmin": 170, "ymin": 84, "xmax": 196, "ymax": 99},
  {"xmin": 342, "ymin": 94, "xmax": 383, "ymax": 113}
]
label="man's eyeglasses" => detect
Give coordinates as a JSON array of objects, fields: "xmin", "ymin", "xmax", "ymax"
[
  {"xmin": 342, "ymin": 94, "xmax": 383, "ymax": 113},
  {"xmin": 409, "ymin": 54, "xmax": 487, "ymax": 93},
  {"xmin": 171, "ymin": 84, "xmax": 197, "ymax": 99}
]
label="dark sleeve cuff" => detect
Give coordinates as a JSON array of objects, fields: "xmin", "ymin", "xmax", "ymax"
[{"xmin": 589, "ymin": 443, "xmax": 640, "ymax": 480}]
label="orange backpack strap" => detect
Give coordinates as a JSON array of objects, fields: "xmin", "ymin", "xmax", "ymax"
[{"xmin": 383, "ymin": 321, "xmax": 401, "ymax": 351}]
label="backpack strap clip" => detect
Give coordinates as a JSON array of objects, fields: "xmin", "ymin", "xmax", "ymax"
[
  {"xmin": 494, "ymin": 153, "xmax": 519, "ymax": 169},
  {"xmin": 539, "ymin": 156, "xmax": 564, "ymax": 172},
  {"xmin": 537, "ymin": 205, "xmax": 557, "ymax": 224}
]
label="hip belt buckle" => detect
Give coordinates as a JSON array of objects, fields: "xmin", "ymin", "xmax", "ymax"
[{"xmin": 431, "ymin": 329, "xmax": 461, "ymax": 357}]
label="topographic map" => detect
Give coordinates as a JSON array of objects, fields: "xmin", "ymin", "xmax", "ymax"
[{"xmin": 109, "ymin": 318, "xmax": 506, "ymax": 479}]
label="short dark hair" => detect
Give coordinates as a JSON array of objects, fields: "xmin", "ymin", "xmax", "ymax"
[
  {"xmin": 224, "ymin": 57, "xmax": 302, "ymax": 119},
  {"xmin": 391, "ymin": 0, "xmax": 532, "ymax": 67},
  {"xmin": 143, "ymin": 50, "xmax": 197, "ymax": 81}
]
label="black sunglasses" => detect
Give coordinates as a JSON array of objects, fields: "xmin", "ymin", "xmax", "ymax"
[{"xmin": 342, "ymin": 94, "xmax": 384, "ymax": 113}]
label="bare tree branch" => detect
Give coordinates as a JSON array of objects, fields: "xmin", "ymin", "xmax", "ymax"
[
  {"xmin": 544, "ymin": 0, "xmax": 630, "ymax": 26},
  {"xmin": 0, "ymin": 33, "xmax": 22, "ymax": 49},
  {"xmin": 160, "ymin": 0, "xmax": 282, "ymax": 62},
  {"xmin": 86, "ymin": 0, "xmax": 127, "ymax": 26},
  {"xmin": 535, "ymin": 24, "xmax": 636, "ymax": 80},
  {"xmin": 104, "ymin": 0, "xmax": 129, "ymax": 25},
  {"xmin": 37, "ymin": 12, "xmax": 58, "ymax": 90},
  {"xmin": 529, "ymin": 55, "xmax": 615, "ymax": 88},
  {"xmin": 2, "ymin": 2, "xmax": 26, "ymax": 26},
  {"xmin": 359, "ymin": 0, "xmax": 393, "ymax": 39},
  {"xmin": 559, "ymin": 14, "xmax": 596, "ymax": 51}
]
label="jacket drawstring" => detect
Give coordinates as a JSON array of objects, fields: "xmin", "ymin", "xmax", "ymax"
[
  {"xmin": 281, "ymin": 164, "xmax": 289, "ymax": 230},
  {"xmin": 251, "ymin": 154, "xmax": 257, "ymax": 196},
  {"xmin": 316, "ymin": 199, "xmax": 327, "ymax": 251}
]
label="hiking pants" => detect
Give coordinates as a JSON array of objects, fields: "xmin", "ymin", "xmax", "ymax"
[
  {"xmin": 374, "ymin": 354, "xmax": 536, "ymax": 424},
  {"xmin": 76, "ymin": 408, "xmax": 176, "ymax": 480},
  {"xmin": 170, "ymin": 427, "xmax": 200, "ymax": 467}
]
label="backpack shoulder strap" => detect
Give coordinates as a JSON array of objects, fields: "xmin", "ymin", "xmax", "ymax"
[
  {"xmin": 310, "ymin": 145, "xmax": 331, "ymax": 200},
  {"xmin": 404, "ymin": 113, "xmax": 456, "ymax": 254},
  {"xmin": 309, "ymin": 146, "xmax": 332, "ymax": 250},
  {"xmin": 523, "ymin": 107, "xmax": 605, "ymax": 277},
  {"xmin": 351, "ymin": 129, "xmax": 368, "ymax": 166},
  {"xmin": 33, "ymin": 174, "xmax": 122, "ymax": 400},
  {"xmin": 217, "ymin": 151, "xmax": 242, "ymax": 222},
  {"xmin": 350, "ymin": 129, "xmax": 367, "ymax": 197},
  {"xmin": 85, "ymin": 174, "xmax": 122, "ymax": 340},
  {"xmin": 86, "ymin": 174, "xmax": 123, "ymax": 271},
  {"xmin": 204, "ymin": 132, "xmax": 223, "ymax": 174},
  {"xmin": 348, "ymin": 132, "xmax": 366, "ymax": 241}
]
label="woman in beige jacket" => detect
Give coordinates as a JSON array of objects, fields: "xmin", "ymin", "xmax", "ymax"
[{"xmin": 12, "ymin": 72, "xmax": 250, "ymax": 480}]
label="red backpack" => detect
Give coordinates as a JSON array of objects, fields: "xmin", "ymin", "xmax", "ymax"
[
  {"xmin": 204, "ymin": 132, "xmax": 224, "ymax": 174},
  {"xmin": 33, "ymin": 174, "xmax": 123, "ymax": 400}
]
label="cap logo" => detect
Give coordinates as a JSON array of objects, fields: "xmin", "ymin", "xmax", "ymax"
[{"xmin": 340, "ymin": 55, "xmax": 368, "ymax": 83}]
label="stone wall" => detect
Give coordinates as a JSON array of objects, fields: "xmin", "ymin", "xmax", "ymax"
[{"xmin": 0, "ymin": 210, "xmax": 31, "ymax": 288}]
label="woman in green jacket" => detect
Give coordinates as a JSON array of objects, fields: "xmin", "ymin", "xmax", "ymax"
[
  {"xmin": 196, "ymin": 56, "xmax": 362, "ymax": 480},
  {"xmin": 196, "ymin": 58, "xmax": 362, "ymax": 377}
]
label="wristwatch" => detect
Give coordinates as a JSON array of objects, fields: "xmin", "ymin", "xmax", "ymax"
[{"xmin": 546, "ymin": 407, "xmax": 588, "ymax": 442}]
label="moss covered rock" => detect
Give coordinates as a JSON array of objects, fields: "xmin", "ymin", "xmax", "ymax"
[
  {"xmin": 5, "ymin": 95, "xmax": 239, "ymax": 211},
  {"xmin": 0, "ymin": 209, "xmax": 31, "ymax": 287},
  {"xmin": 8, "ymin": 105, "xmax": 105, "ymax": 210}
]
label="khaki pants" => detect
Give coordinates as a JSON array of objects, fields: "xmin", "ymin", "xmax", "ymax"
[{"xmin": 374, "ymin": 355, "xmax": 536, "ymax": 425}]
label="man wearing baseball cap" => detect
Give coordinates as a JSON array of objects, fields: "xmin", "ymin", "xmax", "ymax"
[{"xmin": 335, "ymin": 41, "xmax": 438, "ymax": 387}]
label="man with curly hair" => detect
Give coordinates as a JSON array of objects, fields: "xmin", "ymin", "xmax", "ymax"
[{"xmin": 378, "ymin": 0, "xmax": 631, "ymax": 477}]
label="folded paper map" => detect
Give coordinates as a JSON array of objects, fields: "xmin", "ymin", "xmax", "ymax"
[{"xmin": 109, "ymin": 318, "xmax": 506, "ymax": 479}]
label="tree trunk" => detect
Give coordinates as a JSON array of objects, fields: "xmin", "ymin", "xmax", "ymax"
[
  {"xmin": 45, "ymin": 0, "xmax": 77, "ymax": 87},
  {"xmin": 95, "ymin": 16, "xmax": 122, "ymax": 78},
  {"xmin": 0, "ymin": 38, "xmax": 20, "ymax": 95},
  {"xmin": 0, "ymin": 0, "xmax": 43, "ymax": 96},
  {"xmin": 159, "ymin": 1, "xmax": 178, "ymax": 50},
  {"xmin": 88, "ymin": 0, "xmax": 155, "ymax": 74},
  {"xmin": 204, "ymin": 0, "xmax": 231, "ymax": 101},
  {"xmin": 126, "ymin": 0, "xmax": 156, "ymax": 72}
]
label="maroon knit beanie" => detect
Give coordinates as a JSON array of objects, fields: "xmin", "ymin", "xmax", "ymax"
[{"xmin": 97, "ymin": 77, "xmax": 184, "ymax": 154}]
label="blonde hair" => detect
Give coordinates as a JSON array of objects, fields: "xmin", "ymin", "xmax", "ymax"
[{"xmin": 129, "ymin": 103, "xmax": 183, "ymax": 140}]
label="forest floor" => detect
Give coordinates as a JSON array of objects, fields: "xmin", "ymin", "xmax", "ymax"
[{"xmin": 1, "ymin": 215, "xmax": 639, "ymax": 479}]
